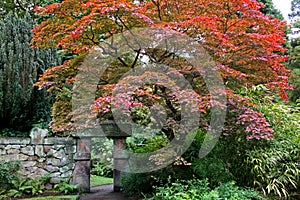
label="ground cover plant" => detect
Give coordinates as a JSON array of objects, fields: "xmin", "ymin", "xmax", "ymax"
[
  {"xmin": 0, "ymin": 161, "xmax": 78, "ymax": 199},
  {"xmin": 145, "ymin": 178, "xmax": 266, "ymax": 200}
]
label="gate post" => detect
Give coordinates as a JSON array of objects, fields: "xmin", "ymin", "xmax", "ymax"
[
  {"xmin": 71, "ymin": 137, "xmax": 91, "ymax": 192},
  {"xmin": 102, "ymin": 121, "xmax": 131, "ymax": 192},
  {"xmin": 113, "ymin": 136, "xmax": 130, "ymax": 192}
]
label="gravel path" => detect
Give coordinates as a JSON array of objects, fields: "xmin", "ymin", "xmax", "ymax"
[{"xmin": 79, "ymin": 184, "xmax": 130, "ymax": 200}]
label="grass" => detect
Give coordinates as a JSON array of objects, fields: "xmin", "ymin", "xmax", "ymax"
[
  {"xmin": 90, "ymin": 175, "xmax": 113, "ymax": 187},
  {"xmin": 21, "ymin": 176, "xmax": 113, "ymax": 200},
  {"xmin": 21, "ymin": 195, "xmax": 79, "ymax": 200}
]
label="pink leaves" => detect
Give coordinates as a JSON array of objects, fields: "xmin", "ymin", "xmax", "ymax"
[
  {"xmin": 70, "ymin": 26, "xmax": 84, "ymax": 39},
  {"xmin": 34, "ymin": 6, "xmax": 44, "ymax": 13},
  {"xmin": 132, "ymin": 13, "xmax": 154, "ymax": 25},
  {"xmin": 93, "ymin": 96, "xmax": 112, "ymax": 114},
  {"xmin": 81, "ymin": 2, "xmax": 96, "ymax": 8},
  {"xmin": 237, "ymin": 108, "xmax": 274, "ymax": 140}
]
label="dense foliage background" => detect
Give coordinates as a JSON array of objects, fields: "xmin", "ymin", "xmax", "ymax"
[{"xmin": 0, "ymin": 12, "xmax": 61, "ymax": 133}]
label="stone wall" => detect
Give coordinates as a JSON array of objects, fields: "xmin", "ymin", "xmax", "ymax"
[{"xmin": 0, "ymin": 128, "xmax": 77, "ymax": 189}]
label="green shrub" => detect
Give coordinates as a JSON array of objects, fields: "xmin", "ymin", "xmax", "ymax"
[
  {"xmin": 0, "ymin": 128, "xmax": 28, "ymax": 137},
  {"xmin": 0, "ymin": 171, "xmax": 52, "ymax": 199},
  {"xmin": 91, "ymin": 138, "xmax": 113, "ymax": 178},
  {"xmin": 211, "ymin": 86, "xmax": 300, "ymax": 198},
  {"xmin": 192, "ymin": 157, "xmax": 234, "ymax": 187},
  {"xmin": 121, "ymin": 167, "xmax": 175, "ymax": 197},
  {"xmin": 146, "ymin": 178, "xmax": 210, "ymax": 200},
  {"xmin": 146, "ymin": 179, "xmax": 265, "ymax": 200},
  {"xmin": 245, "ymin": 139, "xmax": 300, "ymax": 198},
  {"xmin": 244, "ymin": 97, "xmax": 300, "ymax": 198},
  {"xmin": 0, "ymin": 161, "xmax": 21, "ymax": 192},
  {"xmin": 203, "ymin": 181, "xmax": 265, "ymax": 200},
  {"xmin": 121, "ymin": 172, "xmax": 154, "ymax": 197},
  {"xmin": 54, "ymin": 178, "xmax": 77, "ymax": 194},
  {"xmin": 8, "ymin": 177, "xmax": 44, "ymax": 197},
  {"xmin": 91, "ymin": 161, "xmax": 113, "ymax": 178},
  {"xmin": 127, "ymin": 134, "xmax": 169, "ymax": 153}
]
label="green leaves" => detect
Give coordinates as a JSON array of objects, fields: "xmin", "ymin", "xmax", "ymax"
[
  {"xmin": 55, "ymin": 179, "xmax": 77, "ymax": 194},
  {"xmin": 0, "ymin": 13, "xmax": 61, "ymax": 132},
  {"xmin": 147, "ymin": 179, "xmax": 265, "ymax": 200},
  {"xmin": 246, "ymin": 140, "xmax": 300, "ymax": 198}
]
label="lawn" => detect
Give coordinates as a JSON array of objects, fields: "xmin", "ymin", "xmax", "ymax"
[
  {"xmin": 21, "ymin": 195, "xmax": 79, "ymax": 200},
  {"xmin": 90, "ymin": 175, "xmax": 113, "ymax": 187},
  {"xmin": 21, "ymin": 176, "xmax": 113, "ymax": 200}
]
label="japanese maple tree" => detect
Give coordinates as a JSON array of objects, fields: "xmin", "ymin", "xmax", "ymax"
[{"xmin": 32, "ymin": 0, "xmax": 292, "ymax": 140}]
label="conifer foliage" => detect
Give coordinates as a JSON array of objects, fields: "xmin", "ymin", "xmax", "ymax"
[
  {"xmin": 0, "ymin": 13, "xmax": 61, "ymax": 131},
  {"xmin": 288, "ymin": 0, "xmax": 300, "ymax": 102}
]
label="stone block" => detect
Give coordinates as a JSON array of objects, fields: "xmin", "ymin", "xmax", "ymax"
[
  {"xmin": 0, "ymin": 154, "xmax": 16, "ymax": 162},
  {"xmin": 59, "ymin": 163, "xmax": 74, "ymax": 173},
  {"xmin": 61, "ymin": 170, "xmax": 72, "ymax": 178},
  {"xmin": 53, "ymin": 145, "xmax": 64, "ymax": 150},
  {"xmin": 38, "ymin": 158, "xmax": 46, "ymax": 162},
  {"xmin": 50, "ymin": 172, "xmax": 61, "ymax": 178},
  {"xmin": 45, "ymin": 165, "xmax": 59, "ymax": 172},
  {"xmin": 7, "ymin": 148, "xmax": 19, "ymax": 154},
  {"xmin": 54, "ymin": 149, "xmax": 66, "ymax": 159},
  {"xmin": 47, "ymin": 158, "xmax": 61, "ymax": 166},
  {"xmin": 25, "ymin": 166, "xmax": 38, "ymax": 173},
  {"xmin": 60, "ymin": 157, "xmax": 70, "ymax": 166},
  {"xmin": 44, "ymin": 145, "xmax": 52, "ymax": 154},
  {"xmin": 65, "ymin": 145, "xmax": 76, "ymax": 154},
  {"xmin": 36, "ymin": 162, "xmax": 46, "ymax": 168},
  {"xmin": 71, "ymin": 160, "xmax": 90, "ymax": 192},
  {"xmin": 0, "ymin": 138, "xmax": 30, "ymax": 145},
  {"xmin": 31, "ymin": 168, "xmax": 48, "ymax": 178},
  {"xmin": 22, "ymin": 161, "xmax": 36, "ymax": 168},
  {"xmin": 30, "ymin": 128, "xmax": 48, "ymax": 144},
  {"xmin": 11, "ymin": 145, "xmax": 21, "ymax": 149},
  {"xmin": 27, "ymin": 155, "xmax": 38, "ymax": 161},
  {"xmin": 21, "ymin": 146, "xmax": 34, "ymax": 156},
  {"xmin": 50, "ymin": 177, "xmax": 61, "ymax": 184},
  {"xmin": 0, "ymin": 149, "xmax": 6, "ymax": 155},
  {"xmin": 35, "ymin": 145, "xmax": 45, "ymax": 157},
  {"xmin": 17, "ymin": 154, "xmax": 29, "ymax": 161}
]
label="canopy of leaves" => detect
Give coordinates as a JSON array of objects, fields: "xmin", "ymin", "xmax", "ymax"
[
  {"xmin": 32, "ymin": 0, "xmax": 292, "ymax": 140},
  {"xmin": 0, "ymin": 0, "xmax": 62, "ymax": 19}
]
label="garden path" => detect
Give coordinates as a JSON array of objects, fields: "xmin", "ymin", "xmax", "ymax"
[{"xmin": 79, "ymin": 184, "xmax": 130, "ymax": 200}]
